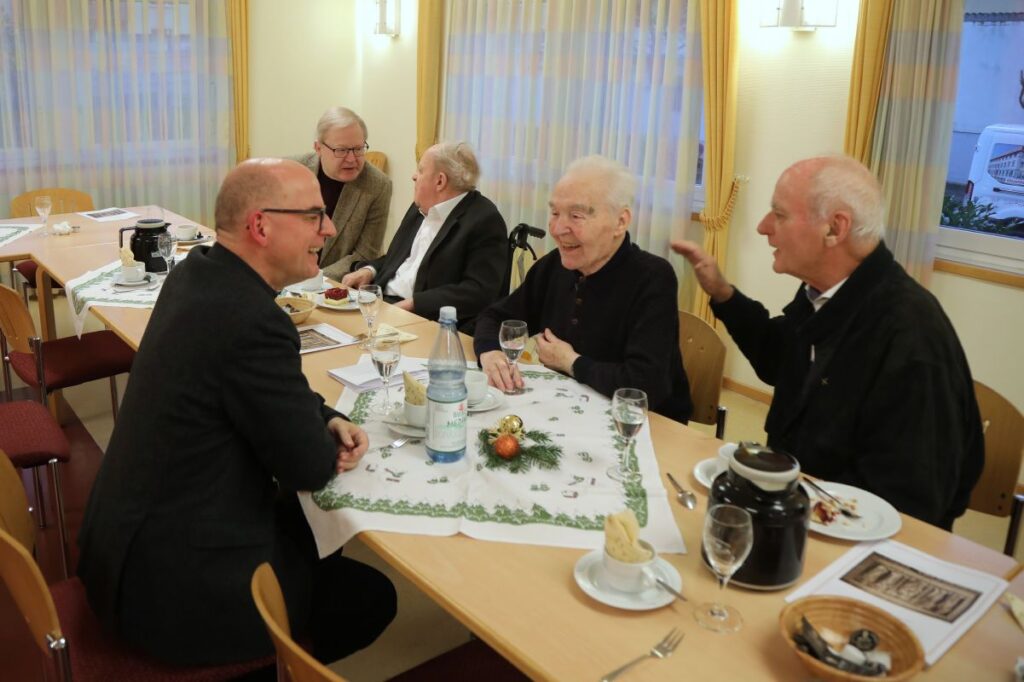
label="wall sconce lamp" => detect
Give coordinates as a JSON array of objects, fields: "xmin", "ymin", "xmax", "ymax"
[
  {"xmin": 760, "ymin": 0, "xmax": 838, "ymax": 31},
  {"xmin": 374, "ymin": 0, "xmax": 400, "ymax": 37}
]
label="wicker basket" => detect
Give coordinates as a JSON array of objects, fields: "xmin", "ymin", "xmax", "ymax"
[
  {"xmin": 779, "ymin": 596, "xmax": 925, "ymax": 682},
  {"xmin": 276, "ymin": 296, "xmax": 314, "ymax": 326}
]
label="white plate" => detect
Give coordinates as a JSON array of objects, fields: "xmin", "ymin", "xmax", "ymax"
[
  {"xmin": 174, "ymin": 233, "xmax": 212, "ymax": 246},
  {"xmin": 467, "ymin": 387, "xmax": 506, "ymax": 413},
  {"xmin": 383, "ymin": 409, "xmax": 427, "ymax": 438},
  {"xmin": 573, "ymin": 550, "xmax": 683, "ymax": 611},
  {"xmin": 315, "ymin": 293, "xmax": 360, "ymax": 311},
  {"xmin": 112, "ymin": 273, "xmax": 156, "ymax": 287},
  {"xmin": 807, "ymin": 481, "xmax": 902, "ymax": 542},
  {"xmin": 692, "ymin": 458, "xmax": 725, "ymax": 489}
]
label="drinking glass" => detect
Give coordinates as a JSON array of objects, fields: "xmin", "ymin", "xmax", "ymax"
[
  {"xmin": 606, "ymin": 388, "xmax": 647, "ymax": 483},
  {"xmin": 157, "ymin": 232, "xmax": 174, "ymax": 273},
  {"xmin": 358, "ymin": 284, "xmax": 382, "ymax": 348},
  {"xmin": 694, "ymin": 504, "xmax": 754, "ymax": 633},
  {"xmin": 498, "ymin": 320, "xmax": 528, "ymax": 395},
  {"xmin": 34, "ymin": 196, "xmax": 52, "ymax": 235},
  {"xmin": 370, "ymin": 334, "xmax": 401, "ymax": 415}
]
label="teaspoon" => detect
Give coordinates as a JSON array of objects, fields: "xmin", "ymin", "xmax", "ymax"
[{"xmin": 665, "ymin": 473, "xmax": 697, "ymax": 509}]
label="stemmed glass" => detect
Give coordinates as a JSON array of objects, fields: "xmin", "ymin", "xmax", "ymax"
[
  {"xmin": 34, "ymin": 196, "xmax": 52, "ymax": 236},
  {"xmin": 358, "ymin": 285, "xmax": 382, "ymax": 348},
  {"xmin": 498, "ymin": 320, "xmax": 528, "ymax": 395},
  {"xmin": 157, "ymin": 232, "xmax": 174, "ymax": 273},
  {"xmin": 370, "ymin": 334, "xmax": 401, "ymax": 416},
  {"xmin": 695, "ymin": 504, "xmax": 754, "ymax": 633},
  {"xmin": 606, "ymin": 388, "xmax": 647, "ymax": 482}
]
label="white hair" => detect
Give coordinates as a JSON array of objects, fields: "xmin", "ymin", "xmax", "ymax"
[
  {"xmin": 429, "ymin": 141, "xmax": 480, "ymax": 192},
  {"xmin": 564, "ymin": 155, "xmax": 635, "ymax": 210},
  {"xmin": 315, "ymin": 107, "xmax": 368, "ymax": 142},
  {"xmin": 808, "ymin": 156, "xmax": 885, "ymax": 243}
]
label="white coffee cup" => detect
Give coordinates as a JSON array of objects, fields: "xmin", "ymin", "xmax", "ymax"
[
  {"xmin": 299, "ymin": 270, "xmax": 325, "ymax": 291},
  {"xmin": 465, "ymin": 369, "xmax": 488, "ymax": 405},
  {"xmin": 121, "ymin": 261, "xmax": 146, "ymax": 283},
  {"xmin": 173, "ymin": 224, "xmax": 199, "ymax": 241},
  {"xmin": 404, "ymin": 400, "xmax": 426, "ymax": 428},
  {"xmin": 601, "ymin": 540, "xmax": 657, "ymax": 593}
]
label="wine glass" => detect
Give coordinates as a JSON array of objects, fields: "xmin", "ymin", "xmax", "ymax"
[
  {"xmin": 34, "ymin": 196, "xmax": 52, "ymax": 235},
  {"xmin": 157, "ymin": 232, "xmax": 174, "ymax": 273},
  {"xmin": 370, "ymin": 334, "xmax": 401, "ymax": 416},
  {"xmin": 498, "ymin": 319, "xmax": 528, "ymax": 395},
  {"xmin": 694, "ymin": 504, "xmax": 754, "ymax": 633},
  {"xmin": 606, "ymin": 388, "xmax": 647, "ymax": 482},
  {"xmin": 358, "ymin": 284, "xmax": 382, "ymax": 347}
]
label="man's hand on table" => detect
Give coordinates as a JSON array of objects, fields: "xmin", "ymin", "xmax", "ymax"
[
  {"xmin": 536, "ymin": 328, "xmax": 580, "ymax": 376},
  {"xmin": 480, "ymin": 350, "xmax": 523, "ymax": 393},
  {"xmin": 393, "ymin": 298, "xmax": 414, "ymax": 312},
  {"xmin": 327, "ymin": 417, "xmax": 369, "ymax": 472},
  {"xmin": 340, "ymin": 267, "xmax": 374, "ymax": 290}
]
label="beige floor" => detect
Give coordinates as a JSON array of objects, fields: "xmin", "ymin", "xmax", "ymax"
[{"xmin": 7, "ymin": 269, "xmax": 1017, "ymax": 680}]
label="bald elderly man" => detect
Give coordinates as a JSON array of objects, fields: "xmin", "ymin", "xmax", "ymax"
[
  {"xmin": 673, "ymin": 156, "xmax": 983, "ymax": 529},
  {"xmin": 78, "ymin": 159, "xmax": 396, "ymax": 668}
]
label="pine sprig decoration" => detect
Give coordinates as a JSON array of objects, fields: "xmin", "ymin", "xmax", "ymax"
[{"xmin": 476, "ymin": 428, "xmax": 563, "ymax": 474}]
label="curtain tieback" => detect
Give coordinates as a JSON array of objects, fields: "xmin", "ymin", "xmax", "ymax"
[{"xmin": 698, "ymin": 177, "xmax": 746, "ymax": 232}]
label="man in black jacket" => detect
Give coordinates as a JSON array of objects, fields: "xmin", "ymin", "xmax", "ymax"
[
  {"xmin": 673, "ymin": 156, "xmax": 983, "ymax": 529},
  {"xmin": 340, "ymin": 141, "xmax": 506, "ymax": 332},
  {"xmin": 77, "ymin": 158, "xmax": 396, "ymax": 666}
]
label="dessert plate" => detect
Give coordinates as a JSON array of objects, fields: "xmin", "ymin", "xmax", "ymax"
[
  {"xmin": 807, "ymin": 481, "xmax": 902, "ymax": 542},
  {"xmin": 112, "ymin": 273, "xmax": 156, "ymax": 287},
  {"xmin": 383, "ymin": 409, "xmax": 427, "ymax": 438},
  {"xmin": 692, "ymin": 458, "xmax": 724, "ymax": 489},
  {"xmin": 467, "ymin": 387, "xmax": 506, "ymax": 413},
  {"xmin": 175, "ymin": 233, "xmax": 212, "ymax": 246},
  {"xmin": 573, "ymin": 550, "xmax": 683, "ymax": 611},
  {"xmin": 315, "ymin": 293, "xmax": 359, "ymax": 311}
]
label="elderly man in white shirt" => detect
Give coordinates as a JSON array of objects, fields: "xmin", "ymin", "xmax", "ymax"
[{"xmin": 341, "ymin": 141, "xmax": 507, "ymax": 332}]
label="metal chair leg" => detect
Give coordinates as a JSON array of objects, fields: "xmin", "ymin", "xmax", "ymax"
[
  {"xmin": 49, "ymin": 459, "xmax": 71, "ymax": 579},
  {"xmin": 1005, "ymin": 494, "xmax": 1024, "ymax": 557},
  {"xmin": 1, "ymin": 332, "xmax": 11, "ymax": 401},
  {"xmin": 32, "ymin": 466, "xmax": 48, "ymax": 528},
  {"xmin": 715, "ymin": 406, "xmax": 728, "ymax": 441},
  {"xmin": 109, "ymin": 375, "xmax": 119, "ymax": 419}
]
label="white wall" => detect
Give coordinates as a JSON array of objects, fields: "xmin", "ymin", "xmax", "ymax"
[{"xmin": 248, "ymin": 0, "xmax": 1024, "ymax": 409}]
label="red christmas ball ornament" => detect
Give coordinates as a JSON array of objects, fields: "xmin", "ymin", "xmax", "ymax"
[{"xmin": 493, "ymin": 434, "xmax": 521, "ymax": 459}]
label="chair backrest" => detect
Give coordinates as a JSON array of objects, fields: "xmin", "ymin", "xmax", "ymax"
[
  {"xmin": 678, "ymin": 310, "xmax": 726, "ymax": 427},
  {"xmin": 0, "ymin": 526, "xmax": 64, "ymax": 658},
  {"xmin": 10, "ymin": 188, "xmax": 95, "ymax": 218},
  {"xmin": 969, "ymin": 381, "xmax": 1024, "ymax": 517},
  {"xmin": 251, "ymin": 563, "xmax": 345, "ymax": 682},
  {"xmin": 0, "ymin": 450, "xmax": 35, "ymax": 553},
  {"xmin": 0, "ymin": 283, "xmax": 37, "ymax": 354},
  {"xmin": 364, "ymin": 151, "xmax": 388, "ymax": 175}
]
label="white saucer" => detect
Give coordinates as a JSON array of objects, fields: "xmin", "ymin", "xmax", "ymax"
[
  {"xmin": 692, "ymin": 458, "xmax": 725, "ymax": 489},
  {"xmin": 112, "ymin": 273, "xmax": 155, "ymax": 287},
  {"xmin": 383, "ymin": 409, "xmax": 427, "ymax": 438},
  {"xmin": 573, "ymin": 550, "xmax": 682, "ymax": 611},
  {"xmin": 175, "ymin": 233, "xmax": 211, "ymax": 246},
  {"xmin": 807, "ymin": 481, "xmax": 902, "ymax": 542},
  {"xmin": 315, "ymin": 293, "xmax": 360, "ymax": 311},
  {"xmin": 467, "ymin": 387, "xmax": 506, "ymax": 413}
]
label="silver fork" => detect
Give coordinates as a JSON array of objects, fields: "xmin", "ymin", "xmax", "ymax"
[
  {"xmin": 600, "ymin": 628, "xmax": 683, "ymax": 681},
  {"xmin": 372, "ymin": 436, "xmax": 419, "ymax": 453},
  {"xmin": 802, "ymin": 476, "xmax": 862, "ymax": 519}
]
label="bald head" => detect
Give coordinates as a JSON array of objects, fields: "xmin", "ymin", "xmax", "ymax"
[
  {"xmin": 214, "ymin": 158, "xmax": 308, "ymax": 233},
  {"xmin": 789, "ymin": 156, "xmax": 885, "ymax": 248}
]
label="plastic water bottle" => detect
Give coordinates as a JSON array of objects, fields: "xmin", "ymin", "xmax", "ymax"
[{"xmin": 426, "ymin": 306, "xmax": 468, "ymax": 463}]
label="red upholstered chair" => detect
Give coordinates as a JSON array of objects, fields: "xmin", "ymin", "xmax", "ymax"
[
  {"xmin": 0, "ymin": 403, "xmax": 72, "ymax": 577},
  {"xmin": 0, "ymin": 525, "xmax": 275, "ymax": 682},
  {"xmin": 9, "ymin": 188, "xmax": 94, "ymax": 304}
]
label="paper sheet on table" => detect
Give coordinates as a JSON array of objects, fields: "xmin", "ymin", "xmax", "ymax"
[
  {"xmin": 299, "ymin": 367, "xmax": 686, "ymax": 558},
  {"xmin": 328, "ymin": 354, "xmax": 428, "ymax": 390},
  {"xmin": 297, "ymin": 323, "xmax": 359, "ymax": 354},
  {"xmin": 0, "ymin": 223, "xmax": 43, "ymax": 248},
  {"xmin": 79, "ymin": 207, "xmax": 139, "ymax": 222},
  {"xmin": 786, "ymin": 540, "xmax": 1008, "ymax": 666}
]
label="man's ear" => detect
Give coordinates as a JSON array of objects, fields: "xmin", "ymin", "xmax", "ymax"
[
  {"xmin": 614, "ymin": 206, "xmax": 632, "ymax": 237},
  {"xmin": 435, "ymin": 171, "xmax": 448, "ymax": 193},
  {"xmin": 825, "ymin": 209, "xmax": 852, "ymax": 247},
  {"xmin": 246, "ymin": 210, "xmax": 270, "ymax": 246}
]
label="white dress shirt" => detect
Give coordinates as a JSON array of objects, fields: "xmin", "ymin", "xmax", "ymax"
[
  {"xmin": 805, "ymin": 277, "xmax": 847, "ymax": 362},
  {"xmin": 380, "ymin": 192, "xmax": 468, "ymax": 300}
]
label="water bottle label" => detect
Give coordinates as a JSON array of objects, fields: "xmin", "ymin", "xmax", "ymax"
[{"xmin": 426, "ymin": 400, "xmax": 467, "ymax": 452}]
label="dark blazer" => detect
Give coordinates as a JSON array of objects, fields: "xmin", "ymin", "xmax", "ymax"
[
  {"xmin": 359, "ymin": 190, "xmax": 507, "ymax": 332},
  {"xmin": 296, "ymin": 152, "xmax": 392, "ymax": 279},
  {"xmin": 77, "ymin": 244, "xmax": 342, "ymax": 665}
]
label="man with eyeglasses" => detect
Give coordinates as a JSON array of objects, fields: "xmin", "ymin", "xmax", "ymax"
[
  {"xmin": 297, "ymin": 106, "xmax": 392, "ymax": 279},
  {"xmin": 341, "ymin": 140, "xmax": 507, "ymax": 332},
  {"xmin": 78, "ymin": 158, "xmax": 396, "ymax": 670}
]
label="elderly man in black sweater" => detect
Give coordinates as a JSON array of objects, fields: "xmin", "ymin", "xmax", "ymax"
[{"xmin": 474, "ymin": 155, "xmax": 693, "ymax": 424}]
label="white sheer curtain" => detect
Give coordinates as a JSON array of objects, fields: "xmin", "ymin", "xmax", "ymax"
[
  {"xmin": 0, "ymin": 0, "xmax": 233, "ymax": 224},
  {"xmin": 441, "ymin": 0, "xmax": 703, "ymax": 258}
]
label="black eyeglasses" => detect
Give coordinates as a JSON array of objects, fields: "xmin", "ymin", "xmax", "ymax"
[
  {"xmin": 320, "ymin": 141, "xmax": 369, "ymax": 159},
  {"xmin": 260, "ymin": 207, "xmax": 327, "ymax": 230}
]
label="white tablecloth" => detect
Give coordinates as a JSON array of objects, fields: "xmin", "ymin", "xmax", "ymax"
[
  {"xmin": 0, "ymin": 223, "xmax": 42, "ymax": 248},
  {"xmin": 300, "ymin": 367, "xmax": 686, "ymax": 558},
  {"xmin": 64, "ymin": 259, "xmax": 163, "ymax": 335}
]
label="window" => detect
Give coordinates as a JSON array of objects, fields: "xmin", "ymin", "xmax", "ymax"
[{"xmin": 937, "ymin": 8, "xmax": 1024, "ymax": 274}]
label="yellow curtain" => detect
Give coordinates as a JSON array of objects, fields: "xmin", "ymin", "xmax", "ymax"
[
  {"xmin": 693, "ymin": 0, "xmax": 740, "ymax": 323},
  {"xmin": 227, "ymin": 0, "xmax": 249, "ymax": 163},
  {"xmin": 416, "ymin": 0, "xmax": 444, "ymax": 160},
  {"xmin": 843, "ymin": 0, "xmax": 894, "ymax": 162}
]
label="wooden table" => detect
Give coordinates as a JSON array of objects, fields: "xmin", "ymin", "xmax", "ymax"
[{"xmin": 6, "ymin": 211, "xmax": 1020, "ymax": 679}]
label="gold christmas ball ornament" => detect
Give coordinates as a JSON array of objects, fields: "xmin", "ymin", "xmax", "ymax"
[{"xmin": 499, "ymin": 415, "xmax": 524, "ymax": 433}]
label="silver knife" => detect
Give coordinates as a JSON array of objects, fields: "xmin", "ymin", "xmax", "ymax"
[{"xmin": 653, "ymin": 576, "xmax": 687, "ymax": 602}]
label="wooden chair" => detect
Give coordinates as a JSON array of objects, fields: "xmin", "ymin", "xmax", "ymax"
[
  {"xmin": 9, "ymin": 188, "xmax": 95, "ymax": 304},
  {"xmin": 968, "ymin": 381, "xmax": 1024, "ymax": 556},
  {"xmin": 678, "ymin": 310, "xmax": 727, "ymax": 439},
  {"xmin": 364, "ymin": 151, "xmax": 388, "ymax": 174},
  {"xmin": 251, "ymin": 562, "xmax": 345, "ymax": 682},
  {"xmin": 0, "ymin": 449, "xmax": 36, "ymax": 554}
]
